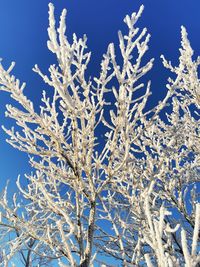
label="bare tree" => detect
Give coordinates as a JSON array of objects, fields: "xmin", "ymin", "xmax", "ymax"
[{"xmin": 0, "ymin": 3, "xmax": 199, "ymax": 267}]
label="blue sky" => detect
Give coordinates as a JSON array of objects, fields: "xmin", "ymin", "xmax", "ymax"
[
  {"xmin": 0, "ymin": 0, "xmax": 200, "ymax": 189},
  {"xmin": 0, "ymin": 0, "xmax": 199, "ymax": 265}
]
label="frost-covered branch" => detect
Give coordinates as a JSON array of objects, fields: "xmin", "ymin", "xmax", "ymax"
[{"xmin": 0, "ymin": 3, "xmax": 199, "ymax": 267}]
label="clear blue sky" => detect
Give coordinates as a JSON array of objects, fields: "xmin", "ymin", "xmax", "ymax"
[
  {"xmin": 0, "ymin": 0, "xmax": 200, "ymax": 189},
  {"xmin": 0, "ymin": 0, "xmax": 200, "ymax": 191},
  {"xmin": 0, "ymin": 1, "xmax": 199, "ymax": 265},
  {"xmin": 1, "ymin": 0, "xmax": 200, "ymax": 188}
]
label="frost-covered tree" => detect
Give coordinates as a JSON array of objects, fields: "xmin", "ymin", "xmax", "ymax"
[{"xmin": 0, "ymin": 3, "xmax": 199, "ymax": 267}]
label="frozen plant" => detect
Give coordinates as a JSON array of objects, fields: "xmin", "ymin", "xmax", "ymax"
[{"xmin": 0, "ymin": 3, "xmax": 199, "ymax": 267}]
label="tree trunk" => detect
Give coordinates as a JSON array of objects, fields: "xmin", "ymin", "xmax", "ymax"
[{"xmin": 79, "ymin": 200, "xmax": 96, "ymax": 267}]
